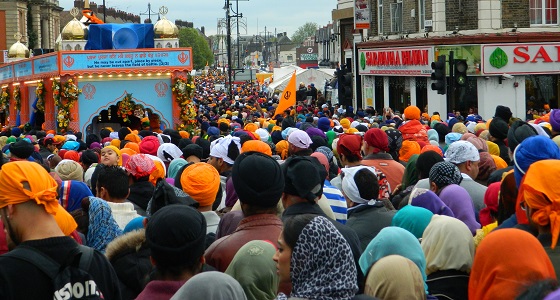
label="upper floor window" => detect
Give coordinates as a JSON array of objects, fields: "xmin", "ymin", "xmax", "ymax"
[
  {"xmin": 531, "ymin": 0, "xmax": 558, "ymax": 25},
  {"xmin": 378, "ymin": 0, "xmax": 384, "ymax": 34},
  {"xmin": 391, "ymin": 1, "xmax": 403, "ymax": 32},
  {"xmin": 419, "ymin": 0, "xmax": 426, "ymax": 30}
]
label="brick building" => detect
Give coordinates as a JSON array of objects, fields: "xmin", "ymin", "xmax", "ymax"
[{"xmin": 330, "ymin": 0, "xmax": 560, "ymax": 120}]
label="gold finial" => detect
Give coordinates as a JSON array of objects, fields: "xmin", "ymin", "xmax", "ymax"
[
  {"xmin": 70, "ymin": 7, "xmax": 80, "ymax": 18},
  {"xmin": 13, "ymin": 33, "xmax": 22, "ymax": 42},
  {"xmin": 159, "ymin": 6, "xmax": 168, "ymax": 17},
  {"xmin": 84, "ymin": 0, "xmax": 90, "ymax": 9}
]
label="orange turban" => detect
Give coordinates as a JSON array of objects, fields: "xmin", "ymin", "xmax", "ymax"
[
  {"xmin": 421, "ymin": 144, "xmax": 443, "ymax": 157},
  {"xmin": 244, "ymin": 123, "xmax": 259, "ymax": 133},
  {"xmin": 110, "ymin": 139, "xmax": 121, "ymax": 149},
  {"xmin": 180, "ymin": 163, "xmax": 220, "ymax": 207},
  {"xmin": 0, "ymin": 161, "xmax": 59, "ymax": 215},
  {"xmin": 491, "ymin": 154, "xmax": 507, "ymax": 170},
  {"xmin": 399, "ymin": 140, "xmax": 421, "ymax": 162},
  {"xmin": 124, "ymin": 133, "xmax": 141, "ymax": 144},
  {"xmin": 422, "ymin": 113, "xmax": 430, "ymax": 120},
  {"xmin": 241, "ymin": 140, "xmax": 272, "ymax": 156},
  {"xmin": 340, "ymin": 118, "xmax": 351, "ymax": 130},
  {"xmin": 276, "ymin": 140, "xmax": 289, "ymax": 160},
  {"xmin": 522, "ymin": 159, "xmax": 560, "ymax": 249},
  {"xmin": 430, "ymin": 115, "xmax": 441, "ymax": 122},
  {"xmin": 149, "ymin": 159, "xmax": 165, "ymax": 185},
  {"xmin": 179, "ymin": 131, "xmax": 190, "ymax": 139},
  {"xmin": 404, "ymin": 106, "xmax": 421, "ymax": 120},
  {"xmin": 53, "ymin": 204, "xmax": 78, "ymax": 235},
  {"xmin": 124, "ymin": 142, "xmax": 140, "ymax": 154},
  {"xmin": 120, "ymin": 148, "xmax": 137, "ymax": 156}
]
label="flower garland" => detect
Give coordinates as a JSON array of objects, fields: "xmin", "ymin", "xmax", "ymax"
[
  {"xmin": 117, "ymin": 93, "xmax": 135, "ymax": 123},
  {"xmin": 0, "ymin": 86, "xmax": 9, "ymax": 113},
  {"xmin": 13, "ymin": 85, "xmax": 20, "ymax": 111},
  {"xmin": 54, "ymin": 79, "xmax": 82, "ymax": 131},
  {"xmin": 172, "ymin": 74, "xmax": 197, "ymax": 132},
  {"xmin": 35, "ymin": 80, "xmax": 45, "ymax": 112}
]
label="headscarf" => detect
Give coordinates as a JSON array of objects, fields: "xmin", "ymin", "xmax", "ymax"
[
  {"xmin": 409, "ymin": 188, "xmax": 455, "ymax": 217},
  {"xmin": 341, "ymin": 166, "xmax": 380, "ymax": 204},
  {"xmin": 399, "ymin": 140, "xmax": 421, "ymax": 163},
  {"xmin": 479, "ymin": 182, "xmax": 500, "ymax": 227},
  {"xmin": 452, "ymin": 122, "xmax": 468, "ymax": 134},
  {"xmin": 86, "ymin": 196, "xmax": 123, "ymax": 252},
  {"xmin": 445, "ymin": 132, "xmax": 462, "ymax": 146},
  {"xmin": 392, "ymin": 205, "xmax": 433, "ymax": 239},
  {"xmin": 427, "ymin": 129, "xmax": 439, "ymax": 143},
  {"xmin": 276, "ymin": 140, "xmax": 289, "ymax": 160},
  {"xmin": 514, "ymin": 136, "xmax": 560, "ymax": 187},
  {"xmin": 241, "ymin": 140, "xmax": 272, "ymax": 156},
  {"xmin": 167, "ymin": 158, "xmax": 188, "ymax": 179},
  {"xmin": 58, "ymin": 180, "xmax": 93, "ymax": 212},
  {"xmin": 469, "ymin": 228, "xmax": 556, "ymax": 300},
  {"xmin": 124, "ymin": 154, "xmax": 156, "ymax": 179},
  {"xmin": 359, "ymin": 226, "xmax": 428, "ymax": 293},
  {"xmin": 429, "ymin": 161, "xmax": 462, "ymax": 189},
  {"xmin": 477, "ymin": 152, "xmax": 497, "ymax": 182},
  {"xmin": 421, "ymin": 215, "xmax": 474, "ymax": 275},
  {"xmin": 402, "ymin": 154, "xmax": 419, "ymax": 189},
  {"xmin": 365, "ymin": 255, "xmax": 425, "ymax": 300},
  {"xmin": 171, "ymin": 272, "xmax": 247, "ymax": 300},
  {"xmin": 224, "ymin": 240, "xmax": 278, "ymax": 300},
  {"xmin": 280, "ymin": 216, "xmax": 357, "ymax": 300},
  {"xmin": 385, "ymin": 128, "xmax": 403, "ymax": 161},
  {"xmin": 438, "ymin": 184, "xmax": 481, "ymax": 235},
  {"xmin": 0, "ymin": 161, "xmax": 59, "ymax": 214},
  {"xmin": 522, "ymin": 159, "xmax": 560, "ymax": 249},
  {"xmin": 486, "ymin": 141, "xmax": 500, "ymax": 156}
]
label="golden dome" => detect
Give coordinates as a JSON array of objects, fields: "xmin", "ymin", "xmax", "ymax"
[
  {"xmin": 8, "ymin": 38, "xmax": 29, "ymax": 59},
  {"xmin": 61, "ymin": 18, "xmax": 86, "ymax": 40},
  {"xmin": 154, "ymin": 16, "xmax": 178, "ymax": 39}
]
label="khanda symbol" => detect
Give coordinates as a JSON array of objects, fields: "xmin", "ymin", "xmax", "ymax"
[{"xmin": 283, "ymin": 91, "xmax": 291, "ymax": 100}]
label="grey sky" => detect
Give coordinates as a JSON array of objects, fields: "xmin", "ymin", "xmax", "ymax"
[{"xmin": 60, "ymin": 0, "xmax": 337, "ymax": 37}]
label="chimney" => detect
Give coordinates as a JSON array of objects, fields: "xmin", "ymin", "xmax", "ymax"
[
  {"xmin": 200, "ymin": 26, "xmax": 205, "ymax": 35},
  {"xmin": 74, "ymin": 0, "xmax": 83, "ymax": 9},
  {"xmin": 90, "ymin": 3, "xmax": 97, "ymax": 13},
  {"xmin": 283, "ymin": 32, "xmax": 287, "ymax": 37}
]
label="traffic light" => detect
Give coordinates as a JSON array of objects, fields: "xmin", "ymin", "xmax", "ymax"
[
  {"xmin": 342, "ymin": 73, "xmax": 353, "ymax": 106},
  {"xmin": 431, "ymin": 55, "xmax": 446, "ymax": 95},
  {"xmin": 454, "ymin": 59, "xmax": 468, "ymax": 87}
]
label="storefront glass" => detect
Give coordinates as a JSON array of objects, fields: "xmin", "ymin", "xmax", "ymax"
[
  {"xmin": 526, "ymin": 75, "xmax": 559, "ymax": 112},
  {"xmin": 389, "ymin": 77, "xmax": 408, "ymax": 114},
  {"xmin": 448, "ymin": 77, "xmax": 478, "ymax": 115}
]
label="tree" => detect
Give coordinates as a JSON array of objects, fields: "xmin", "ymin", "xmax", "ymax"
[
  {"xmin": 178, "ymin": 28, "xmax": 214, "ymax": 70},
  {"xmin": 290, "ymin": 22, "xmax": 318, "ymax": 45}
]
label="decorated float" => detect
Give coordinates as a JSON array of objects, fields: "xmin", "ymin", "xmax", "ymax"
[{"xmin": 0, "ymin": 5, "xmax": 196, "ymax": 134}]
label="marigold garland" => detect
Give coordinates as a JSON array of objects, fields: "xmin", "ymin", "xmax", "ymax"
[
  {"xmin": 117, "ymin": 93, "xmax": 135, "ymax": 123},
  {"xmin": 0, "ymin": 86, "xmax": 9, "ymax": 113},
  {"xmin": 13, "ymin": 85, "xmax": 20, "ymax": 112},
  {"xmin": 53, "ymin": 79, "xmax": 82, "ymax": 131},
  {"xmin": 172, "ymin": 74, "xmax": 197, "ymax": 133},
  {"xmin": 35, "ymin": 80, "xmax": 45, "ymax": 112}
]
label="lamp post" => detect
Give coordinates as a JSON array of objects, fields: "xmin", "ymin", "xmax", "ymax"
[{"xmin": 224, "ymin": 0, "xmax": 233, "ymax": 101}]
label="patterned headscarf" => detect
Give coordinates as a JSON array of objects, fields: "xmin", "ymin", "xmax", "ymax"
[
  {"xmin": 277, "ymin": 216, "xmax": 357, "ymax": 300},
  {"xmin": 59, "ymin": 180, "xmax": 93, "ymax": 212},
  {"xmin": 429, "ymin": 161, "xmax": 463, "ymax": 189},
  {"xmin": 385, "ymin": 128, "xmax": 403, "ymax": 161},
  {"xmin": 86, "ymin": 197, "xmax": 122, "ymax": 253}
]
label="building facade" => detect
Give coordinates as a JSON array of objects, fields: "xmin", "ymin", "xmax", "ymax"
[{"xmin": 332, "ymin": 0, "xmax": 560, "ymax": 120}]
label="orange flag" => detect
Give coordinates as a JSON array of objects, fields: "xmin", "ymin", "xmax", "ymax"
[{"xmin": 272, "ymin": 71, "xmax": 296, "ymax": 118}]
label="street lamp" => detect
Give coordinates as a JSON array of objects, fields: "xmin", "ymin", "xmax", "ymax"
[{"xmin": 223, "ymin": 0, "xmax": 233, "ymax": 101}]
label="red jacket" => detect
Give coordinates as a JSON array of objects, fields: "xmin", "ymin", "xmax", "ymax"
[
  {"xmin": 204, "ymin": 213, "xmax": 283, "ymax": 272},
  {"xmin": 399, "ymin": 120, "xmax": 429, "ymax": 143}
]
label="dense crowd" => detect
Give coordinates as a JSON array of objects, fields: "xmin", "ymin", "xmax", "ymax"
[{"xmin": 0, "ymin": 72, "xmax": 560, "ymax": 300}]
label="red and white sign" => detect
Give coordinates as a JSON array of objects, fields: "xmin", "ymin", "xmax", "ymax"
[
  {"xmin": 483, "ymin": 43, "xmax": 560, "ymax": 75},
  {"xmin": 358, "ymin": 47, "xmax": 434, "ymax": 76}
]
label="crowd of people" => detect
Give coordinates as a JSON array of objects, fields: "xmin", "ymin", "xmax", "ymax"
[{"xmin": 0, "ymin": 74, "xmax": 560, "ymax": 300}]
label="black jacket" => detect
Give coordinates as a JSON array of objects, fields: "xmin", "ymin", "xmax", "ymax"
[
  {"xmin": 282, "ymin": 202, "xmax": 365, "ymax": 293},
  {"xmin": 128, "ymin": 180, "xmax": 155, "ymax": 215},
  {"xmin": 347, "ymin": 203, "xmax": 396, "ymax": 252},
  {"xmin": 427, "ymin": 270, "xmax": 469, "ymax": 300}
]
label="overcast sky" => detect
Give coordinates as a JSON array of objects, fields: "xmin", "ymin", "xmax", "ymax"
[{"xmin": 60, "ymin": 0, "xmax": 337, "ymax": 37}]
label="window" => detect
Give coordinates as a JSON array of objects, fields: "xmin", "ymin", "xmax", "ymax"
[
  {"xmin": 530, "ymin": 0, "xmax": 558, "ymax": 25},
  {"xmin": 419, "ymin": 0, "xmax": 426, "ymax": 30},
  {"xmin": 378, "ymin": 0, "xmax": 383, "ymax": 35},
  {"xmin": 391, "ymin": 2, "xmax": 403, "ymax": 32}
]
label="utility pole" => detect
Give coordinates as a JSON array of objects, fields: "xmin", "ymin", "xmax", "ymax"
[{"xmin": 225, "ymin": 0, "xmax": 233, "ymax": 101}]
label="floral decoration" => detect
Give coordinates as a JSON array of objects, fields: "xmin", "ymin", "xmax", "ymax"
[
  {"xmin": 35, "ymin": 80, "xmax": 45, "ymax": 112},
  {"xmin": 13, "ymin": 85, "xmax": 20, "ymax": 112},
  {"xmin": 54, "ymin": 78, "xmax": 82, "ymax": 131},
  {"xmin": 0, "ymin": 86, "xmax": 9, "ymax": 113},
  {"xmin": 117, "ymin": 93, "xmax": 135, "ymax": 123},
  {"xmin": 172, "ymin": 74, "xmax": 197, "ymax": 132}
]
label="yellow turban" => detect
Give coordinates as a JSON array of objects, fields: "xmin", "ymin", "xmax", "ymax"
[
  {"xmin": 110, "ymin": 139, "xmax": 121, "ymax": 149},
  {"xmin": 340, "ymin": 118, "xmax": 351, "ymax": 130},
  {"xmin": 244, "ymin": 123, "xmax": 259, "ymax": 133},
  {"xmin": 0, "ymin": 161, "xmax": 59, "ymax": 215},
  {"xmin": 180, "ymin": 163, "xmax": 220, "ymax": 207},
  {"xmin": 276, "ymin": 140, "xmax": 289, "ymax": 160},
  {"xmin": 103, "ymin": 145, "xmax": 122, "ymax": 166},
  {"xmin": 486, "ymin": 141, "xmax": 500, "ymax": 156}
]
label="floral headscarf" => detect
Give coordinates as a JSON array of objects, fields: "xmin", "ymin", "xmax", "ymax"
[{"xmin": 277, "ymin": 216, "xmax": 357, "ymax": 300}]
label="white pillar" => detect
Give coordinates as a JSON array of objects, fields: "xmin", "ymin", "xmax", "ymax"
[
  {"xmin": 383, "ymin": 77, "xmax": 390, "ymax": 108},
  {"xmin": 432, "ymin": 0, "xmax": 447, "ymax": 33},
  {"xmin": 409, "ymin": 77, "xmax": 417, "ymax": 106}
]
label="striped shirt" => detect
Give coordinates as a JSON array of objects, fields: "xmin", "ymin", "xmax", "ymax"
[{"xmin": 323, "ymin": 180, "xmax": 348, "ymax": 224}]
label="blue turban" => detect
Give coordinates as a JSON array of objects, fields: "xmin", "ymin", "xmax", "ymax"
[{"xmin": 514, "ymin": 135, "xmax": 560, "ymax": 187}]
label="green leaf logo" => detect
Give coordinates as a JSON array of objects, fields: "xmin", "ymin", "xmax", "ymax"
[
  {"xmin": 489, "ymin": 47, "xmax": 508, "ymax": 69},
  {"xmin": 360, "ymin": 52, "xmax": 366, "ymax": 70}
]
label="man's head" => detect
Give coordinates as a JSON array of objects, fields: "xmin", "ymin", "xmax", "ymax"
[
  {"xmin": 208, "ymin": 136, "xmax": 241, "ymax": 173},
  {"xmin": 0, "ymin": 161, "xmax": 61, "ymax": 249},
  {"xmin": 96, "ymin": 165, "xmax": 130, "ymax": 202},
  {"xmin": 445, "ymin": 140, "xmax": 480, "ymax": 180},
  {"xmin": 281, "ymin": 156, "xmax": 326, "ymax": 208},
  {"xmin": 146, "ymin": 205, "xmax": 207, "ymax": 278},
  {"xmin": 9, "ymin": 140, "xmax": 35, "ymax": 160},
  {"xmin": 232, "ymin": 152, "xmax": 284, "ymax": 216},
  {"xmin": 287, "ymin": 130, "xmax": 313, "ymax": 157},
  {"xmin": 362, "ymin": 128, "xmax": 389, "ymax": 155},
  {"xmin": 341, "ymin": 166, "xmax": 379, "ymax": 207},
  {"xmin": 180, "ymin": 162, "xmax": 220, "ymax": 210},
  {"xmin": 337, "ymin": 134, "xmax": 363, "ymax": 165},
  {"xmin": 182, "ymin": 144, "xmax": 204, "ymax": 163},
  {"xmin": 43, "ymin": 137, "xmax": 58, "ymax": 152}
]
